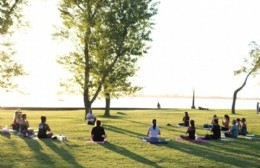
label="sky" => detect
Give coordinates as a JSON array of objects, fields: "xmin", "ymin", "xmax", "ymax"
[{"xmin": 1, "ymin": 0, "xmax": 260, "ymax": 107}]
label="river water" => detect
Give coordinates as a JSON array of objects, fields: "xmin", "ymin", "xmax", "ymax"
[{"xmin": 0, "ymin": 94, "xmax": 259, "ymax": 109}]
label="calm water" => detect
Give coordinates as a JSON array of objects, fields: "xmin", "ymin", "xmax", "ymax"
[
  {"xmin": 94, "ymin": 97, "xmax": 259, "ymax": 109},
  {"xmin": 1, "ymin": 95, "xmax": 259, "ymax": 109}
]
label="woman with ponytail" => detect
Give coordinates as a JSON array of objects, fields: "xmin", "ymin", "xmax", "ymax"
[{"xmin": 146, "ymin": 119, "xmax": 161, "ymax": 142}]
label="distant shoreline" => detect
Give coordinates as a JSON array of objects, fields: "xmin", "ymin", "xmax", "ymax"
[
  {"xmin": 135, "ymin": 95, "xmax": 260, "ymax": 100},
  {"xmin": 0, "ymin": 107, "xmax": 253, "ymax": 111}
]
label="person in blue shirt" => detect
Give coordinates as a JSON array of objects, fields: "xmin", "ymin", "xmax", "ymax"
[{"xmin": 224, "ymin": 119, "xmax": 238, "ymax": 138}]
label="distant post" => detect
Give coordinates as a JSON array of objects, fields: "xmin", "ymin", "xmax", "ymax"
[{"xmin": 191, "ymin": 89, "xmax": 196, "ymax": 109}]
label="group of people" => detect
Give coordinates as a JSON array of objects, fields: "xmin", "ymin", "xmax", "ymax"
[
  {"xmin": 150, "ymin": 112, "xmax": 249, "ymax": 142},
  {"xmin": 10, "ymin": 108, "xmax": 106, "ymax": 142},
  {"xmin": 8, "ymin": 108, "xmax": 250, "ymax": 143},
  {"xmin": 180, "ymin": 112, "xmax": 249, "ymax": 140},
  {"xmin": 11, "ymin": 108, "xmax": 53, "ymax": 139},
  {"xmin": 220, "ymin": 114, "xmax": 248, "ymax": 138},
  {"xmin": 11, "ymin": 108, "xmax": 32, "ymax": 137}
]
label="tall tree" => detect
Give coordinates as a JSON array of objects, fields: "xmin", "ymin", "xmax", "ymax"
[
  {"xmin": 232, "ymin": 41, "xmax": 260, "ymax": 114},
  {"xmin": 102, "ymin": 56, "xmax": 142, "ymax": 116},
  {"xmin": 0, "ymin": 0, "xmax": 27, "ymax": 90},
  {"xmin": 56, "ymin": 0, "xmax": 158, "ymax": 117}
]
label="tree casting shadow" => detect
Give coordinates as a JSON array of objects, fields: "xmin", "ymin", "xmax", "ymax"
[{"xmin": 102, "ymin": 142, "xmax": 162, "ymax": 168}]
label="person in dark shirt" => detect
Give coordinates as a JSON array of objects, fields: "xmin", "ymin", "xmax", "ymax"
[
  {"xmin": 204, "ymin": 119, "xmax": 221, "ymax": 140},
  {"xmin": 91, "ymin": 120, "xmax": 106, "ymax": 142},
  {"xmin": 179, "ymin": 112, "xmax": 190, "ymax": 127},
  {"xmin": 180, "ymin": 120, "xmax": 196, "ymax": 140},
  {"xmin": 240, "ymin": 118, "xmax": 248, "ymax": 136},
  {"xmin": 37, "ymin": 116, "xmax": 53, "ymax": 139},
  {"xmin": 221, "ymin": 114, "xmax": 230, "ymax": 131}
]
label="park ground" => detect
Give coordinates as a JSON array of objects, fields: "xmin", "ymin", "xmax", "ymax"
[{"xmin": 0, "ymin": 108, "xmax": 259, "ymax": 168}]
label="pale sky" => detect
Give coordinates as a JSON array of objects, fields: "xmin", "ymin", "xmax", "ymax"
[{"xmin": 1, "ymin": 0, "xmax": 260, "ymax": 107}]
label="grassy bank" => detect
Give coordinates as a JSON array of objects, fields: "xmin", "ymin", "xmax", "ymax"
[{"xmin": 0, "ymin": 108, "xmax": 259, "ymax": 168}]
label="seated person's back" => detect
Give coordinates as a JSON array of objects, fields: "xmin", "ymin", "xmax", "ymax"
[
  {"xmin": 38, "ymin": 116, "xmax": 53, "ymax": 138},
  {"xmin": 86, "ymin": 108, "xmax": 96, "ymax": 125},
  {"xmin": 91, "ymin": 120, "xmax": 106, "ymax": 141},
  {"xmin": 20, "ymin": 114, "xmax": 29, "ymax": 134},
  {"xmin": 187, "ymin": 120, "xmax": 196, "ymax": 140}
]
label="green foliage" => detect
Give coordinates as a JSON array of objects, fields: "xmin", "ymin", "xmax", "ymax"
[
  {"xmin": 0, "ymin": 0, "xmax": 27, "ymax": 35},
  {"xmin": 0, "ymin": 109, "xmax": 259, "ymax": 167},
  {"xmin": 55, "ymin": 0, "xmax": 159, "ymax": 108},
  {"xmin": 0, "ymin": 0, "xmax": 27, "ymax": 90},
  {"xmin": 234, "ymin": 41, "xmax": 260, "ymax": 76},
  {"xmin": 0, "ymin": 47, "xmax": 25, "ymax": 89}
]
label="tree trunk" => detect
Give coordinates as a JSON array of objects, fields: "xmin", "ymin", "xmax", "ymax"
[
  {"xmin": 84, "ymin": 90, "xmax": 91, "ymax": 119},
  {"xmin": 231, "ymin": 70, "xmax": 253, "ymax": 114},
  {"xmin": 104, "ymin": 93, "xmax": 110, "ymax": 116}
]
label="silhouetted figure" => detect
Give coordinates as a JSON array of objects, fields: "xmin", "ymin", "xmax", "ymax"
[
  {"xmin": 257, "ymin": 102, "xmax": 259, "ymax": 114},
  {"xmin": 38, "ymin": 116, "xmax": 53, "ymax": 139},
  {"xmin": 91, "ymin": 120, "xmax": 106, "ymax": 142},
  {"xmin": 157, "ymin": 102, "xmax": 161, "ymax": 109},
  {"xmin": 180, "ymin": 120, "xmax": 196, "ymax": 140},
  {"xmin": 179, "ymin": 112, "xmax": 190, "ymax": 127}
]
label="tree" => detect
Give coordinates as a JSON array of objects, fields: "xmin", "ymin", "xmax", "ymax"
[
  {"xmin": 102, "ymin": 56, "xmax": 142, "ymax": 116},
  {"xmin": 0, "ymin": 0, "xmax": 27, "ymax": 90},
  {"xmin": 232, "ymin": 41, "xmax": 260, "ymax": 114},
  {"xmin": 56, "ymin": 0, "xmax": 159, "ymax": 117}
]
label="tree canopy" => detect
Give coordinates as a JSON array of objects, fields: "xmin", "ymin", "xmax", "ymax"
[
  {"xmin": 56, "ymin": 0, "xmax": 159, "ymax": 115},
  {"xmin": 232, "ymin": 41, "xmax": 260, "ymax": 114},
  {"xmin": 0, "ymin": 0, "xmax": 27, "ymax": 90}
]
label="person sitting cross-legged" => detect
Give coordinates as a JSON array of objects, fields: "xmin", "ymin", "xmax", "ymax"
[
  {"xmin": 178, "ymin": 112, "xmax": 190, "ymax": 127},
  {"xmin": 146, "ymin": 119, "xmax": 161, "ymax": 143},
  {"xmin": 37, "ymin": 116, "xmax": 53, "ymax": 139},
  {"xmin": 224, "ymin": 119, "xmax": 238, "ymax": 138},
  {"xmin": 86, "ymin": 108, "xmax": 96, "ymax": 125},
  {"xmin": 91, "ymin": 120, "xmax": 106, "ymax": 142},
  {"xmin": 204, "ymin": 118, "xmax": 221, "ymax": 140},
  {"xmin": 180, "ymin": 120, "xmax": 196, "ymax": 140}
]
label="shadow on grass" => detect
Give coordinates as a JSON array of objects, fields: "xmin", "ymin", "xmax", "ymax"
[
  {"xmin": 209, "ymin": 138, "xmax": 260, "ymax": 158},
  {"xmin": 162, "ymin": 124, "xmax": 187, "ymax": 134},
  {"xmin": 20, "ymin": 137, "xmax": 56, "ymax": 165},
  {"xmin": 97, "ymin": 115, "xmax": 125, "ymax": 119},
  {"xmin": 102, "ymin": 142, "xmax": 163, "ymax": 168},
  {"xmin": 122, "ymin": 119, "xmax": 148, "ymax": 126},
  {"xmin": 0, "ymin": 133, "xmax": 11, "ymax": 139},
  {"xmin": 116, "ymin": 112, "xmax": 127, "ymax": 115},
  {"xmin": 40, "ymin": 139, "xmax": 84, "ymax": 168},
  {"xmin": 166, "ymin": 140, "xmax": 259, "ymax": 167},
  {"xmin": 105, "ymin": 125, "xmax": 145, "ymax": 138}
]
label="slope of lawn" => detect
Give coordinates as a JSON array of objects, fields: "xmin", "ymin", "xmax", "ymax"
[{"xmin": 0, "ymin": 108, "xmax": 259, "ymax": 168}]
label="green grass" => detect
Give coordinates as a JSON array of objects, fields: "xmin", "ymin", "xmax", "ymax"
[{"xmin": 0, "ymin": 108, "xmax": 259, "ymax": 168}]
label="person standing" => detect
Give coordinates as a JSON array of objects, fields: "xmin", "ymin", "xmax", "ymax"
[
  {"xmin": 257, "ymin": 102, "xmax": 259, "ymax": 114},
  {"xmin": 157, "ymin": 102, "xmax": 161, "ymax": 109}
]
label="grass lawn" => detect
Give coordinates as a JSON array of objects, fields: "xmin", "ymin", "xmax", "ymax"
[{"xmin": 0, "ymin": 108, "xmax": 259, "ymax": 168}]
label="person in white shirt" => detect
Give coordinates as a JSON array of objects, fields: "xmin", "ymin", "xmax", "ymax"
[
  {"xmin": 86, "ymin": 108, "xmax": 96, "ymax": 125},
  {"xmin": 147, "ymin": 119, "xmax": 161, "ymax": 142}
]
